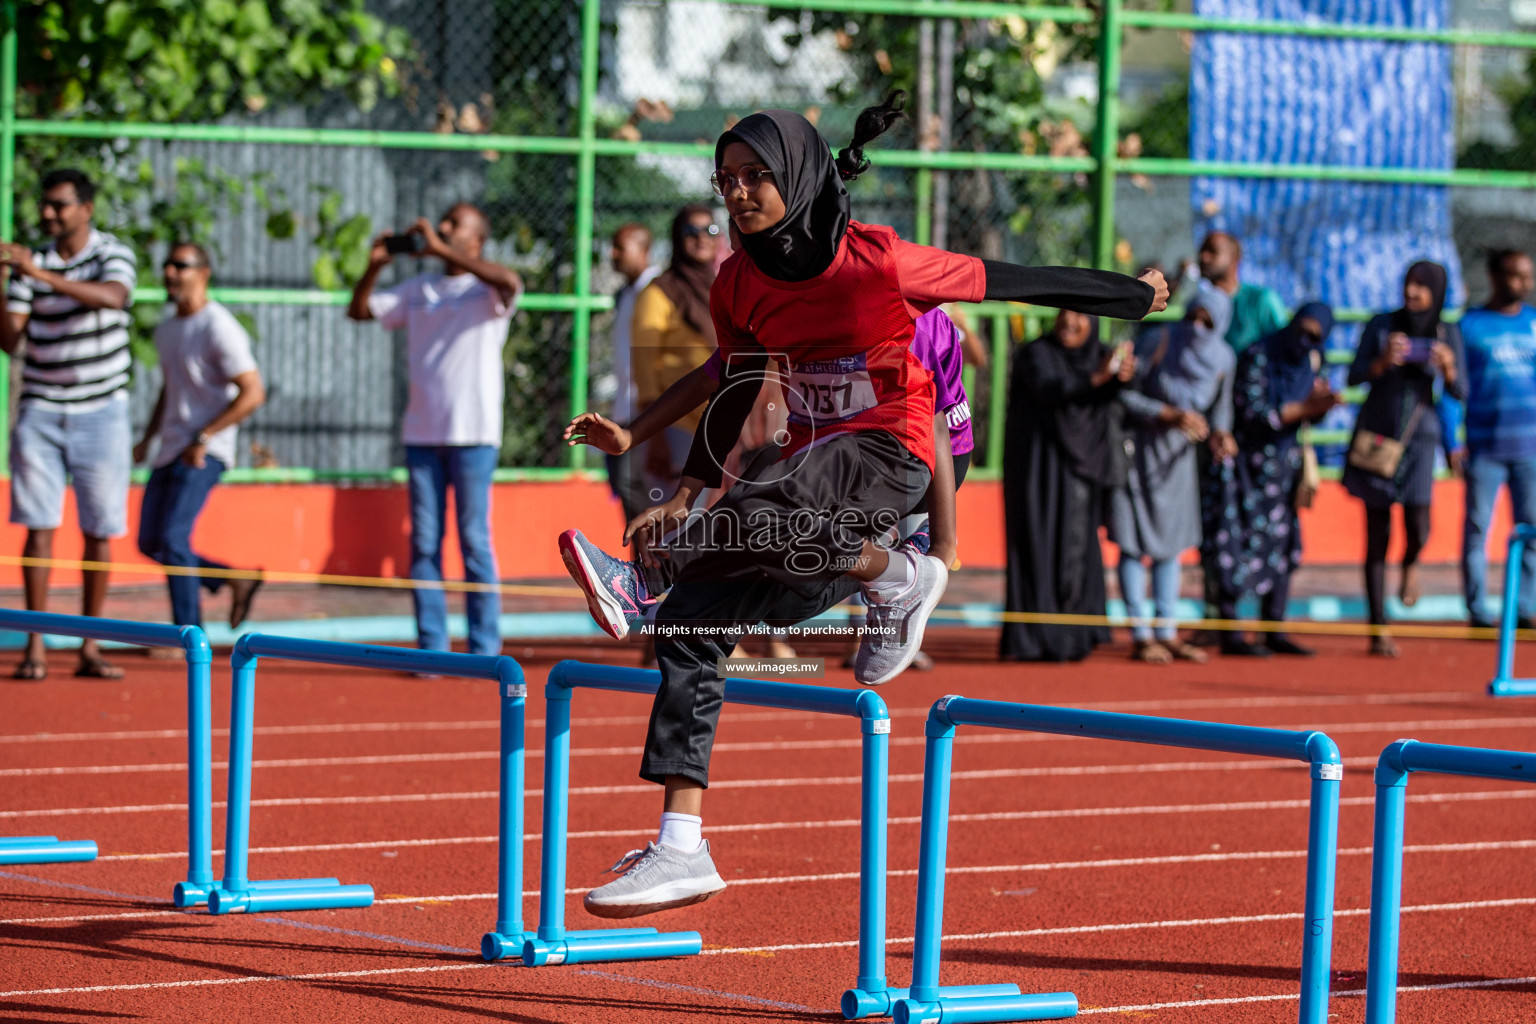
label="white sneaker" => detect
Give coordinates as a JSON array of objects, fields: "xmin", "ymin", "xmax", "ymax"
[
  {"xmin": 853, "ymin": 552, "xmax": 948, "ymax": 685},
  {"xmin": 582, "ymin": 841, "xmax": 726, "ymax": 919}
]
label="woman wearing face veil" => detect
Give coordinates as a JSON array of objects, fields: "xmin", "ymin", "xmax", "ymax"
[
  {"xmin": 1343, "ymin": 261, "xmax": 1467, "ymax": 656},
  {"xmin": 1111, "ymin": 286, "xmax": 1235, "ymax": 664},
  {"xmin": 1201, "ymin": 304, "xmax": 1341, "ymax": 656},
  {"xmin": 1001, "ymin": 310, "xmax": 1134, "ymax": 661}
]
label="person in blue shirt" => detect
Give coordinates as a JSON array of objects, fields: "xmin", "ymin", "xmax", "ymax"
[{"xmin": 1460, "ymin": 249, "xmax": 1536, "ymax": 629}]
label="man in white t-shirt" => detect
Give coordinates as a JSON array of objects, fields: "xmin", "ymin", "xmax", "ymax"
[
  {"xmin": 134, "ymin": 242, "xmax": 267, "ymax": 630},
  {"xmin": 348, "ymin": 204, "xmax": 522, "ymax": 655}
]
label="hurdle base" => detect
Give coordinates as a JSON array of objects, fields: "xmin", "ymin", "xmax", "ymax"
[
  {"xmin": 209, "ymin": 878, "xmax": 373, "ymax": 914},
  {"xmin": 843, "ymin": 984, "xmax": 1027, "ymax": 1020},
  {"xmin": 172, "ymin": 878, "xmax": 216, "ymax": 908},
  {"xmin": 892, "ymin": 990, "xmax": 1077, "ymax": 1024},
  {"xmin": 0, "ymin": 836, "xmax": 97, "ymax": 865},
  {"xmin": 1488, "ymin": 677, "xmax": 1536, "ymax": 697},
  {"xmin": 522, "ymin": 928, "xmax": 701, "ymax": 966}
]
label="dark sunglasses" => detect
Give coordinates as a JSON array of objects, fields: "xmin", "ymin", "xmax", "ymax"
[
  {"xmin": 164, "ymin": 259, "xmax": 206, "ymax": 271},
  {"xmin": 680, "ymin": 222, "xmax": 720, "ymax": 239},
  {"xmin": 710, "ymin": 167, "xmax": 773, "ymax": 196}
]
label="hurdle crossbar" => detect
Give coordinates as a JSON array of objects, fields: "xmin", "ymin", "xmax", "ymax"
[
  {"xmin": 899, "ymin": 695, "xmax": 1343, "ymax": 1024},
  {"xmin": 209, "ymin": 633, "xmax": 527, "ymax": 917},
  {"xmin": 1365, "ymin": 740, "xmax": 1534, "ymax": 1023},
  {"xmin": 491, "ymin": 661, "xmax": 999, "ymax": 1019},
  {"xmin": 1490, "ymin": 522, "xmax": 1536, "ymax": 696},
  {"xmin": 0, "ymin": 610, "xmax": 208, "ymax": 894}
]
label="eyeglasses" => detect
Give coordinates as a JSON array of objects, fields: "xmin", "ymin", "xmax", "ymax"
[
  {"xmin": 38, "ymin": 198, "xmax": 80, "ymax": 213},
  {"xmin": 710, "ymin": 167, "xmax": 773, "ymax": 197},
  {"xmin": 680, "ymin": 222, "xmax": 720, "ymax": 239},
  {"xmin": 163, "ymin": 259, "xmax": 206, "ymax": 271}
]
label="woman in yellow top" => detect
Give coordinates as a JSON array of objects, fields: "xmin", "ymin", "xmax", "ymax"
[{"xmin": 630, "ymin": 204, "xmax": 720, "ymax": 496}]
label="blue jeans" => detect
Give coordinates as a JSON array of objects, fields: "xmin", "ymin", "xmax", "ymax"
[
  {"xmin": 406, "ymin": 445, "xmax": 501, "ymax": 655},
  {"xmin": 138, "ymin": 457, "xmax": 228, "ymax": 627},
  {"xmin": 1119, "ymin": 555, "xmax": 1181, "ymax": 642},
  {"xmin": 1463, "ymin": 453, "xmax": 1536, "ymax": 621}
]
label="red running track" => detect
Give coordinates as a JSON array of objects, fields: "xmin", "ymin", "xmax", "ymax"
[{"xmin": 2, "ymin": 634, "xmax": 1534, "ymax": 1022}]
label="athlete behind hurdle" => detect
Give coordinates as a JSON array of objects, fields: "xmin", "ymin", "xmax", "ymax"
[{"xmin": 557, "ymin": 95, "xmax": 1169, "ymax": 918}]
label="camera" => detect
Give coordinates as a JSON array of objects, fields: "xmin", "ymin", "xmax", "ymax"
[{"xmin": 383, "ymin": 232, "xmax": 428, "ymax": 256}]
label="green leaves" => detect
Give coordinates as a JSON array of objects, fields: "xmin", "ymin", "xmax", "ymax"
[{"xmin": 17, "ymin": 0, "xmax": 414, "ymax": 125}]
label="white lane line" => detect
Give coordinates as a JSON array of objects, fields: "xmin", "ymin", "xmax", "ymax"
[
  {"xmin": 86, "ymin": 789, "xmax": 1536, "ymax": 862},
  {"xmin": 701, "ymin": 897, "xmax": 1536, "ymax": 955},
  {"xmin": 3, "ymin": 754, "xmax": 1373, "ymax": 819},
  {"xmin": 1080, "ymin": 975, "xmax": 1536, "ymax": 1015},
  {"xmin": 3, "ymin": 901, "xmax": 1533, "ymax": 999},
  {"xmin": 16, "ymin": 837, "xmax": 1535, "ymax": 922},
  {"xmin": 0, "ymin": 962, "xmax": 497, "ymax": 998},
  {"xmin": 9, "ymin": 712, "xmax": 1535, "ymax": 778},
  {"xmin": 0, "ymin": 690, "xmax": 1483, "ymax": 745}
]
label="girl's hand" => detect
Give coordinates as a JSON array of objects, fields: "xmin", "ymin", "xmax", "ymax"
[
  {"xmin": 624, "ymin": 492, "xmax": 692, "ymax": 568},
  {"xmin": 1431, "ymin": 341, "xmax": 1456, "ymax": 380},
  {"xmin": 1209, "ymin": 430, "xmax": 1238, "ymax": 462},
  {"xmin": 563, "ymin": 412, "xmax": 631, "ymax": 455},
  {"xmin": 1179, "ymin": 410, "xmax": 1210, "ymax": 442},
  {"xmin": 1138, "ymin": 268, "xmax": 1170, "ymax": 314}
]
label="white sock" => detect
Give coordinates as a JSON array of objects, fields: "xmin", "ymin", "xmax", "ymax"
[
  {"xmin": 865, "ymin": 550, "xmax": 914, "ymax": 602},
  {"xmin": 657, "ymin": 812, "xmax": 703, "ymax": 853}
]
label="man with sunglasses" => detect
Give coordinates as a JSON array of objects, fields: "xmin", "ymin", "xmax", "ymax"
[
  {"xmin": 133, "ymin": 243, "xmax": 266, "ymax": 633},
  {"xmin": 0, "ymin": 168, "xmax": 137, "ymax": 680}
]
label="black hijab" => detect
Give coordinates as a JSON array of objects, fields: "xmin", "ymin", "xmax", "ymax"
[
  {"xmin": 1264, "ymin": 301, "xmax": 1334, "ymax": 409},
  {"xmin": 1388, "ymin": 260, "xmax": 1447, "ymax": 338},
  {"xmin": 1039, "ymin": 316, "xmax": 1113, "ymax": 482},
  {"xmin": 655, "ymin": 203, "xmax": 718, "ymax": 344},
  {"xmin": 716, "ymin": 110, "xmax": 851, "ymax": 283}
]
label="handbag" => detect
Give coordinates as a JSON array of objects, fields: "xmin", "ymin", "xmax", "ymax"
[{"xmin": 1348, "ymin": 402, "xmax": 1425, "ymax": 479}]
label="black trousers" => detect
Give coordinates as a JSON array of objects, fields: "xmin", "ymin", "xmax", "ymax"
[
  {"xmin": 640, "ymin": 431, "xmax": 931, "ymax": 786},
  {"xmin": 1365, "ymin": 504, "xmax": 1430, "ymax": 626}
]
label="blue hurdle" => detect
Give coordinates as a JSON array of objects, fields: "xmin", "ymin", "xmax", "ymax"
[
  {"xmin": 0, "ymin": 609, "xmax": 211, "ymax": 899},
  {"xmin": 1365, "ymin": 740, "xmax": 1534, "ymax": 1023},
  {"xmin": 209, "ymin": 633, "xmax": 527, "ymax": 916},
  {"xmin": 485, "ymin": 661, "xmax": 1008, "ymax": 1019},
  {"xmin": 900, "ymin": 695, "xmax": 1343, "ymax": 1024},
  {"xmin": 1489, "ymin": 523, "xmax": 1536, "ymax": 696}
]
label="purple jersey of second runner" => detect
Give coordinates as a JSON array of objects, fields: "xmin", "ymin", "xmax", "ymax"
[
  {"xmin": 699, "ymin": 306, "xmax": 973, "ymax": 456},
  {"xmin": 910, "ymin": 307, "xmax": 974, "ymax": 456}
]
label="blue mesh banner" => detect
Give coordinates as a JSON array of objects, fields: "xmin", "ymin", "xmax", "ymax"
[{"xmin": 1189, "ymin": 0, "xmax": 1463, "ymax": 450}]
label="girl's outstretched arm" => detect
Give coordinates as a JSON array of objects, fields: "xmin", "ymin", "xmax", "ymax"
[{"xmin": 564, "ymin": 359, "xmax": 718, "ymax": 455}]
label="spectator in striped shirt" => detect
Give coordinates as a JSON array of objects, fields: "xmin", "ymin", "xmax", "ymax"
[{"xmin": 0, "ymin": 168, "xmax": 137, "ymax": 680}]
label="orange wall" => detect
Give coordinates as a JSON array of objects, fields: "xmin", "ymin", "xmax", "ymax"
[{"xmin": 0, "ymin": 478, "xmax": 1510, "ymax": 585}]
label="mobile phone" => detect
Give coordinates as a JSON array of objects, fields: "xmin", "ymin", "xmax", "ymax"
[
  {"xmin": 1404, "ymin": 336, "xmax": 1435, "ymax": 363},
  {"xmin": 1107, "ymin": 340, "xmax": 1132, "ymax": 374},
  {"xmin": 383, "ymin": 232, "xmax": 427, "ymax": 256}
]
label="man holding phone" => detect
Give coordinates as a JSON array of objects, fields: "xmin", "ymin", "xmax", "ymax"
[{"xmin": 348, "ymin": 205, "xmax": 522, "ymax": 657}]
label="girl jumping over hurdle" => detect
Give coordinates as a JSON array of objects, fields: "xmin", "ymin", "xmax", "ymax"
[{"xmin": 559, "ymin": 95, "xmax": 1168, "ymax": 918}]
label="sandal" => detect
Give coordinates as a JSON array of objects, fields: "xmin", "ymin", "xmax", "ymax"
[
  {"xmin": 12, "ymin": 658, "xmax": 47, "ymax": 681},
  {"xmin": 1164, "ymin": 639, "xmax": 1209, "ymax": 664},
  {"xmin": 74, "ymin": 655, "xmax": 124, "ymax": 679},
  {"xmin": 1131, "ymin": 640, "xmax": 1173, "ymax": 665}
]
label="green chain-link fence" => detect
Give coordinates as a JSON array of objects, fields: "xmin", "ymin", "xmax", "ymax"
[{"xmin": 5, "ymin": 0, "xmax": 1536, "ymax": 481}]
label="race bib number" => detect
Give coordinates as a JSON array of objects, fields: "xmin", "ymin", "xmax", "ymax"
[{"xmin": 786, "ymin": 355, "xmax": 878, "ymax": 426}]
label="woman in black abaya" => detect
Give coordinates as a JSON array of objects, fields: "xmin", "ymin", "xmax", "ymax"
[{"xmin": 1001, "ymin": 310, "xmax": 1135, "ymax": 661}]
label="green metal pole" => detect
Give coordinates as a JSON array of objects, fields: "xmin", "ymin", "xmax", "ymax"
[
  {"xmin": 0, "ymin": 0, "xmax": 15, "ymax": 472},
  {"xmin": 569, "ymin": 0, "xmax": 601, "ymax": 471},
  {"xmin": 1092, "ymin": 0, "xmax": 1123, "ymax": 270},
  {"xmin": 986, "ymin": 313, "xmax": 1008, "ymax": 470},
  {"xmin": 915, "ymin": 169, "xmax": 933, "ymax": 245}
]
